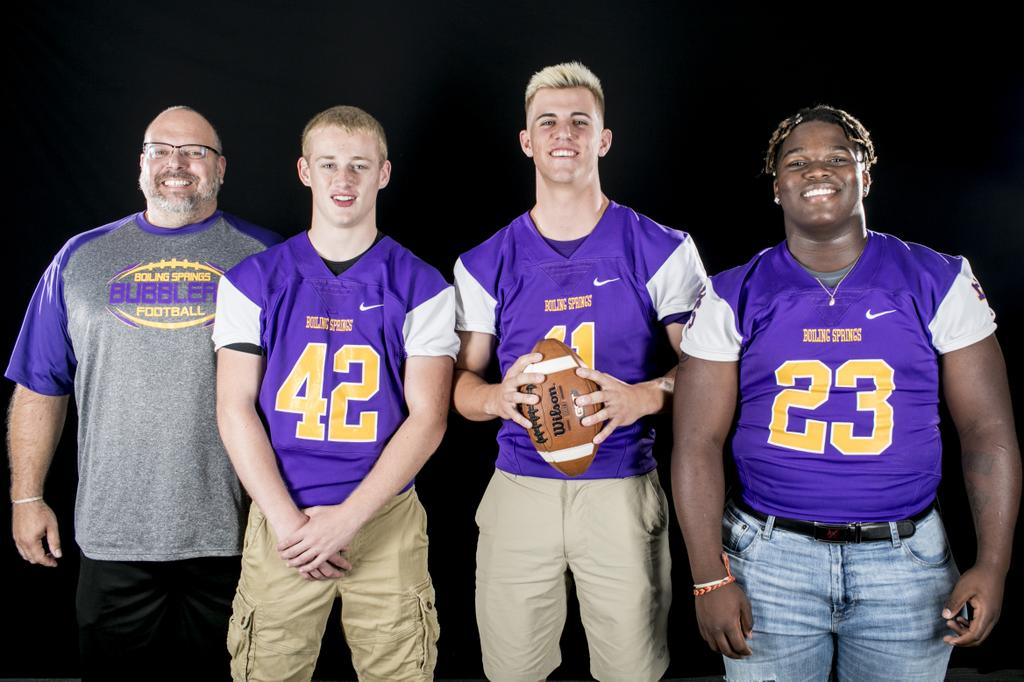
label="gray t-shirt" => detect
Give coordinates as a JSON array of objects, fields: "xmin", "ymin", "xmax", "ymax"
[{"xmin": 6, "ymin": 211, "xmax": 280, "ymax": 560}]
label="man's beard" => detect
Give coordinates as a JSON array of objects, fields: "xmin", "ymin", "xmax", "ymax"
[{"xmin": 139, "ymin": 169, "xmax": 220, "ymax": 217}]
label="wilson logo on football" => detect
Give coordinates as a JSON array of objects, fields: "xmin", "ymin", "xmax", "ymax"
[
  {"xmin": 518, "ymin": 338, "xmax": 604, "ymax": 477},
  {"xmin": 106, "ymin": 258, "xmax": 223, "ymax": 329}
]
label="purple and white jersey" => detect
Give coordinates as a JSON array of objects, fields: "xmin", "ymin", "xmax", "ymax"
[
  {"xmin": 455, "ymin": 201, "xmax": 707, "ymax": 479},
  {"xmin": 213, "ymin": 233, "xmax": 458, "ymax": 508},
  {"xmin": 682, "ymin": 231, "xmax": 996, "ymax": 522}
]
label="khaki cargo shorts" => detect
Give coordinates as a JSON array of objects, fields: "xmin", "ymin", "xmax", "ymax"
[{"xmin": 227, "ymin": 488, "xmax": 439, "ymax": 682}]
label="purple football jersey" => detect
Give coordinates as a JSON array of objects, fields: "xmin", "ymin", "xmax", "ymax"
[
  {"xmin": 682, "ymin": 232, "xmax": 997, "ymax": 522},
  {"xmin": 455, "ymin": 201, "xmax": 707, "ymax": 479},
  {"xmin": 213, "ymin": 233, "xmax": 458, "ymax": 508}
]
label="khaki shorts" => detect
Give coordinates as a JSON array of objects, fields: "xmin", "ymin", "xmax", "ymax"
[
  {"xmin": 475, "ymin": 469, "xmax": 671, "ymax": 682},
  {"xmin": 227, "ymin": 488, "xmax": 439, "ymax": 682}
]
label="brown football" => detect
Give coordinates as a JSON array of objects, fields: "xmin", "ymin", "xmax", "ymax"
[{"xmin": 518, "ymin": 338, "xmax": 603, "ymax": 476}]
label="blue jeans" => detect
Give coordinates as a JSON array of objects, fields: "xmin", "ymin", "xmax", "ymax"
[{"xmin": 721, "ymin": 501, "xmax": 959, "ymax": 682}]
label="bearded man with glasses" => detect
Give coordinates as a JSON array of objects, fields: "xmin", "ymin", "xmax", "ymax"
[{"xmin": 6, "ymin": 106, "xmax": 279, "ymax": 680}]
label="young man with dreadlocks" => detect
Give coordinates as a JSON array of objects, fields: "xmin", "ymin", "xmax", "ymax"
[{"xmin": 672, "ymin": 105, "xmax": 1020, "ymax": 680}]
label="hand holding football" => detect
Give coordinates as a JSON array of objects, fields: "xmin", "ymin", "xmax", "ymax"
[{"xmin": 518, "ymin": 338, "xmax": 604, "ymax": 476}]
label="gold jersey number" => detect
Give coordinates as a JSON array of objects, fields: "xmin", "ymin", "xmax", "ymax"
[
  {"xmin": 544, "ymin": 322, "xmax": 595, "ymax": 368},
  {"xmin": 768, "ymin": 359, "xmax": 895, "ymax": 455},
  {"xmin": 274, "ymin": 343, "xmax": 381, "ymax": 443}
]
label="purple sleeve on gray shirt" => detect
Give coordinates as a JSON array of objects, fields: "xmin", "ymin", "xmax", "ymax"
[{"xmin": 6, "ymin": 218, "xmax": 129, "ymax": 394}]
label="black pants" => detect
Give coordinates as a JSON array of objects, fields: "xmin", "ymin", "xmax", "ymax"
[{"xmin": 77, "ymin": 554, "xmax": 241, "ymax": 682}]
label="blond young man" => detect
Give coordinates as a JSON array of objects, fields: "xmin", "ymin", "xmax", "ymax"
[
  {"xmin": 214, "ymin": 106, "xmax": 456, "ymax": 681},
  {"xmin": 453, "ymin": 63, "xmax": 708, "ymax": 681}
]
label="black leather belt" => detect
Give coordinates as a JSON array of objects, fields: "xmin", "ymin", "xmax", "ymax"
[{"xmin": 734, "ymin": 499, "xmax": 935, "ymax": 544}]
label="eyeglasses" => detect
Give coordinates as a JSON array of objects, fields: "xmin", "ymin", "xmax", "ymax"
[{"xmin": 142, "ymin": 142, "xmax": 222, "ymax": 160}]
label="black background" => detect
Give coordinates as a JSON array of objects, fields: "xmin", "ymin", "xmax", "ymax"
[{"xmin": 6, "ymin": 1, "xmax": 1023, "ymax": 678}]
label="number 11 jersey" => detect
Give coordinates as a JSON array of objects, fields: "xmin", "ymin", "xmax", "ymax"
[{"xmin": 455, "ymin": 201, "xmax": 707, "ymax": 479}]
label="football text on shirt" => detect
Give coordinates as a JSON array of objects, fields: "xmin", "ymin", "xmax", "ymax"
[{"xmin": 107, "ymin": 259, "xmax": 222, "ymax": 329}]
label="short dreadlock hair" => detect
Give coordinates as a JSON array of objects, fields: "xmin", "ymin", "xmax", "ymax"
[{"xmin": 764, "ymin": 105, "xmax": 876, "ymax": 176}]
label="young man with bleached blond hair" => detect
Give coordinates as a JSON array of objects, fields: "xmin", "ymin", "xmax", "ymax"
[
  {"xmin": 215, "ymin": 105, "xmax": 456, "ymax": 681},
  {"xmin": 453, "ymin": 62, "xmax": 708, "ymax": 681},
  {"xmin": 523, "ymin": 60, "xmax": 606, "ymax": 115}
]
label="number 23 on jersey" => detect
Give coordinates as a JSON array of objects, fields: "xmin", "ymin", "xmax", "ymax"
[{"xmin": 768, "ymin": 359, "xmax": 894, "ymax": 456}]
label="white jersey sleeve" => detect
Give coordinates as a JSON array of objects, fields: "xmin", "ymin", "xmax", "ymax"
[
  {"xmin": 404, "ymin": 286, "xmax": 460, "ymax": 358},
  {"xmin": 680, "ymin": 280, "xmax": 743, "ymax": 361},
  {"xmin": 929, "ymin": 258, "xmax": 997, "ymax": 354},
  {"xmin": 212, "ymin": 276, "xmax": 262, "ymax": 350},
  {"xmin": 453, "ymin": 257, "xmax": 497, "ymax": 335},
  {"xmin": 646, "ymin": 238, "xmax": 709, "ymax": 320}
]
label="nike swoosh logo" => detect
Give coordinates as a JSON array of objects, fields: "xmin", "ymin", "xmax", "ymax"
[
  {"xmin": 865, "ymin": 309, "xmax": 896, "ymax": 320},
  {"xmin": 359, "ymin": 303, "xmax": 384, "ymax": 311},
  {"xmin": 593, "ymin": 277, "xmax": 620, "ymax": 287}
]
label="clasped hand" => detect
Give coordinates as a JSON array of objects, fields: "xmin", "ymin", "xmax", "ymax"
[{"xmin": 276, "ymin": 506, "xmax": 358, "ymax": 581}]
